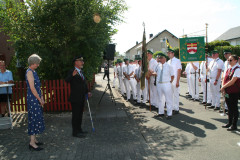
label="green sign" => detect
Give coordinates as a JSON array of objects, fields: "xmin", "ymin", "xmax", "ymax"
[{"xmin": 179, "ymin": 37, "xmax": 205, "ymax": 62}]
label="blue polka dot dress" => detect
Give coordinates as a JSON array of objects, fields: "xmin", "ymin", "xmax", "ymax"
[{"xmin": 26, "ymin": 68, "xmax": 45, "ymax": 135}]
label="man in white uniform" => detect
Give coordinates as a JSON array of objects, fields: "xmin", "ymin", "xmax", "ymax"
[
  {"xmin": 183, "ymin": 63, "xmax": 191, "ymax": 98},
  {"xmin": 199, "ymin": 53, "xmax": 213, "ymax": 105},
  {"xmin": 112, "ymin": 62, "xmax": 119, "ymax": 88},
  {"xmin": 154, "ymin": 53, "xmax": 174, "ymax": 119},
  {"xmin": 146, "ymin": 50, "xmax": 158, "ymax": 109},
  {"xmin": 117, "ymin": 60, "xmax": 125, "ymax": 95},
  {"xmin": 167, "ymin": 48, "xmax": 182, "ymax": 114},
  {"xmin": 123, "ymin": 58, "xmax": 136, "ymax": 101},
  {"xmin": 207, "ymin": 50, "xmax": 224, "ymax": 110},
  {"xmin": 189, "ymin": 62, "xmax": 199, "ymax": 101}
]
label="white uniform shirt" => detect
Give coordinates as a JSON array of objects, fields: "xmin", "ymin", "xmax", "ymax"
[
  {"xmin": 135, "ymin": 66, "xmax": 142, "ymax": 79},
  {"xmin": 185, "ymin": 63, "xmax": 190, "ymax": 75},
  {"xmin": 189, "ymin": 62, "xmax": 199, "ymax": 73},
  {"xmin": 114, "ymin": 66, "xmax": 117, "ymax": 74},
  {"xmin": 117, "ymin": 66, "xmax": 123, "ymax": 77},
  {"xmin": 123, "ymin": 64, "xmax": 135, "ymax": 78},
  {"xmin": 209, "ymin": 58, "xmax": 224, "ymax": 79},
  {"xmin": 230, "ymin": 64, "xmax": 240, "ymax": 78},
  {"xmin": 149, "ymin": 58, "xmax": 158, "ymax": 82},
  {"xmin": 156, "ymin": 62, "xmax": 174, "ymax": 83},
  {"xmin": 167, "ymin": 57, "xmax": 182, "ymax": 82},
  {"xmin": 222, "ymin": 60, "xmax": 230, "ymax": 78}
]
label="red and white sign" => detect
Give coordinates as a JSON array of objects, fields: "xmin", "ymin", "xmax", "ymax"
[{"xmin": 187, "ymin": 43, "xmax": 197, "ymax": 54}]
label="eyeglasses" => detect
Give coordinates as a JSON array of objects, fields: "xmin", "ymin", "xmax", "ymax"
[{"xmin": 228, "ymin": 59, "xmax": 233, "ymax": 62}]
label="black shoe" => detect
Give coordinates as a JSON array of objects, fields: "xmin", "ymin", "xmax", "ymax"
[
  {"xmin": 225, "ymin": 109, "xmax": 228, "ymax": 113},
  {"xmin": 135, "ymin": 102, "xmax": 141, "ymax": 105},
  {"xmin": 214, "ymin": 107, "xmax": 220, "ymax": 111},
  {"xmin": 126, "ymin": 99, "xmax": 130, "ymax": 102},
  {"xmin": 154, "ymin": 114, "xmax": 164, "ymax": 117},
  {"xmin": 29, "ymin": 144, "xmax": 43, "ymax": 151},
  {"xmin": 222, "ymin": 124, "xmax": 231, "ymax": 128},
  {"xmin": 79, "ymin": 130, "xmax": 88, "ymax": 134},
  {"xmin": 112, "ymin": 86, "xmax": 115, "ymax": 88},
  {"xmin": 206, "ymin": 103, "xmax": 212, "ymax": 106},
  {"xmin": 194, "ymin": 99, "xmax": 200, "ymax": 102},
  {"xmin": 207, "ymin": 106, "xmax": 215, "ymax": 109},
  {"xmin": 35, "ymin": 142, "xmax": 44, "ymax": 146},
  {"xmin": 186, "ymin": 92, "xmax": 189, "ymax": 94},
  {"xmin": 166, "ymin": 116, "xmax": 172, "ymax": 120},
  {"xmin": 227, "ymin": 126, "xmax": 237, "ymax": 131},
  {"xmin": 73, "ymin": 133, "xmax": 86, "ymax": 138},
  {"xmin": 134, "ymin": 99, "xmax": 137, "ymax": 102},
  {"xmin": 201, "ymin": 102, "xmax": 206, "ymax": 104},
  {"xmin": 190, "ymin": 98, "xmax": 194, "ymax": 101},
  {"xmin": 186, "ymin": 95, "xmax": 192, "ymax": 98},
  {"xmin": 173, "ymin": 110, "xmax": 179, "ymax": 115},
  {"xmin": 199, "ymin": 92, "xmax": 203, "ymax": 94}
]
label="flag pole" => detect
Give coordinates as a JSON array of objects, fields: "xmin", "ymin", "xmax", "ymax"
[{"xmin": 205, "ymin": 23, "xmax": 208, "ymax": 109}]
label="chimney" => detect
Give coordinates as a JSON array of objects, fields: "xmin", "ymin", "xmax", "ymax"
[
  {"xmin": 136, "ymin": 41, "xmax": 138, "ymax": 45},
  {"xmin": 149, "ymin": 34, "xmax": 153, "ymax": 39}
]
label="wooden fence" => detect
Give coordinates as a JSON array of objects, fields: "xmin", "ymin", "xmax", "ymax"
[{"xmin": 0, "ymin": 76, "xmax": 95, "ymax": 113}]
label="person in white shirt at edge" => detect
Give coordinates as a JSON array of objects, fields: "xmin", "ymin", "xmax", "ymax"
[
  {"xmin": 123, "ymin": 58, "xmax": 137, "ymax": 102},
  {"xmin": 129, "ymin": 59, "xmax": 137, "ymax": 100},
  {"xmin": 189, "ymin": 62, "xmax": 199, "ymax": 101},
  {"xmin": 199, "ymin": 53, "xmax": 213, "ymax": 105},
  {"xmin": 112, "ymin": 62, "xmax": 119, "ymax": 89},
  {"xmin": 146, "ymin": 50, "xmax": 159, "ymax": 109},
  {"xmin": 117, "ymin": 60, "xmax": 125, "ymax": 96},
  {"xmin": 221, "ymin": 49, "xmax": 232, "ymax": 113},
  {"xmin": 152, "ymin": 53, "xmax": 174, "ymax": 119},
  {"xmin": 134, "ymin": 57, "xmax": 147, "ymax": 105},
  {"xmin": 207, "ymin": 50, "xmax": 224, "ymax": 110},
  {"xmin": 167, "ymin": 48, "xmax": 182, "ymax": 114},
  {"xmin": 183, "ymin": 63, "xmax": 191, "ymax": 97}
]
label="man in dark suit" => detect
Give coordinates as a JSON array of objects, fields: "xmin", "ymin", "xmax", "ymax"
[{"xmin": 65, "ymin": 56, "xmax": 91, "ymax": 138}]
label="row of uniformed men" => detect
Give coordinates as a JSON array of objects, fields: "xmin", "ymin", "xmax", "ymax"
[
  {"xmin": 184, "ymin": 49, "xmax": 234, "ymax": 112},
  {"xmin": 113, "ymin": 49, "xmax": 182, "ymax": 119}
]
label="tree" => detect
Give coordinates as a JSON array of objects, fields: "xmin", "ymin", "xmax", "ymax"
[{"xmin": 0, "ymin": 0, "xmax": 127, "ymax": 80}]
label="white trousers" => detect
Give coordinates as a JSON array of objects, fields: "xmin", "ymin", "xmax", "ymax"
[
  {"xmin": 118, "ymin": 76, "xmax": 125, "ymax": 95},
  {"xmin": 187, "ymin": 74, "xmax": 190, "ymax": 92},
  {"xmin": 157, "ymin": 83, "xmax": 173, "ymax": 116},
  {"xmin": 189, "ymin": 74, "xmax": 199, "ymax": 99},
  {"xmin": 200, "ymin": 77, "xmax": 211, "ymax": 103},
  {"xmin": 171, "ymin": 80, "xmax": 180, "ymax": 111},
  {"xmin": 113, "ymin": 76, "xmax": 117, "ymax": 87},
  {"xmin": 210, "ymin": 79, "xmax": 221, "ymax": 107},
  {"xmin": 117, "ymin": 77, "xmax": 121, "ymax": 89},
  {"xmin": 136, "ymin": 82, "xmax": 147, "ymax": 103},
  {"xmin": 149, "ymin": 78, "xmax": 158, "ymax": 107},
  {"xmin": 124, "ymin": 78, "xmax": 136, "ymax": 100}
]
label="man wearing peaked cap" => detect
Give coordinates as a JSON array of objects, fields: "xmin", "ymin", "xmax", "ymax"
[
  {"xmin": 123, "ymin": 57, "xmax": 137, "ymax": 101},
  {"xmin": 117, "ymin": 59, "xmax": 126, "ymax": 95},
  {"xmin": 207, "ymin": 49, "xmax": 224, "ymax": 110},
  {"xmin": 167, "ymin": 48, "xmax": 182, "ymax": 114},
  {"xmin": 112, "ymin": 61, "xmax": 119, "ymax": 89},
  {"xmin": 147, "ymin": 49, "xmax": 158, "ymax": 109},
  {"xmin": 153, "ymin": 51, "xmax": 174, "ymax": 119},
  {"xmin": 65, "ymin": 55, "xmax": 91, "ymax": 138}
]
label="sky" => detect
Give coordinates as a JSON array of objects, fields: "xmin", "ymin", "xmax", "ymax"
[{"xmin": 112, "ymin": 0, "xmax": 240, "ymax": 55}]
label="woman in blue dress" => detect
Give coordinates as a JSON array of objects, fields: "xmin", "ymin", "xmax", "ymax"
[{"xmin": 26, "ymin": 54, "xmax": 45, "ymax": 151}]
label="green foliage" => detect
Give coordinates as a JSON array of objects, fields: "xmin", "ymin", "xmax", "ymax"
[
  {"xmin": 0, "ymin": 0, "xmax": 127, "ymax": 81},
  {"xmin": 207, "ymin": 40, "xmax": 231, "ymax": 53}
]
